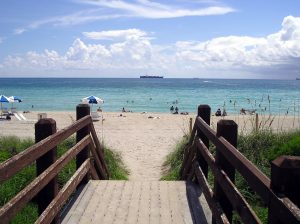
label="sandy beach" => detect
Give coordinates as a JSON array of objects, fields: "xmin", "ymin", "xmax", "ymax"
[{"xmin": 0, "ymin": 111, "xmax": 299, "ymax": 181}]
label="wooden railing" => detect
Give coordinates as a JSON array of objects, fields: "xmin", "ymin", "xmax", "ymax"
[
  {"xmin": 0, "ymin": 104, "xmax": 108, "ymax": 224},
  {"xmin": 180, "ymin": 105, "xmax": 300, "ymax": 224}
]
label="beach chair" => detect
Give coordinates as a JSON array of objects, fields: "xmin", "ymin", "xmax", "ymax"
[
  {"xmin": 13, "ymin": 113, "xmax": 22, "ymax": 121},
  {"xmin": 11, "ymin": 107, "xmax": 17, "ymax": 114},
  {"xmin": 2, "ymin": 108, "xmax": 9, "ymax": 115},
  {"xmin": 19, "ymin": 113, "xmax": 27, "ymax": 121},
  {"xmin": 91, "ymin": 112, "xmax": 101, "ymax": 121}
]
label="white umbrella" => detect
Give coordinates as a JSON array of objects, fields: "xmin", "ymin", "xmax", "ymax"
[
  {"xmin": 9, "ymin": 96, "xmax": 22, "ymax": 111},
  {"xmin": 9, "ymin": 96, "xmax": 22, "ymax": 103}
]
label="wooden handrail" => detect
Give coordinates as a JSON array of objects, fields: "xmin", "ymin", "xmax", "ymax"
[
  {"xmin": 195, "ymin": 116, "xmax": 271, "ymax": 203},
  {"xmin": 196, "ymin": 138, "xmax": 260, "ymax": 224},
  {"xmin": 0, "ymin": 135, "xmax": 92, "ymax": 223},
  {"xmin": 0, "ymin": 105, "xmax": 109, "ymax": 223},
  {"xmin": 0, "ymin": 115, "xmax": 91, "ymax": 184},
  {"xmin": 89, "ymin": 123, "xmax": 109, "ymax": 177},
  {"xmin": 35, "ymin": 159, "xmax": 92, "ymax": 224},
  {"xmin": 193, "ymin": 162, "xmax": 229, "ymax": 224},
  {"xmin": 90, "ymin": 135, "xmax": 108, "ymax": 179},
  {"xmin": 181, "ymin": 104, "xmax": 300, "ymax": 224}
]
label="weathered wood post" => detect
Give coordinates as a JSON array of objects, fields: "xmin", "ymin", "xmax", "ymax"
[
  {"xmin": 268, "ymin": 156, "xmax": 300, "ymax": 224},
  {"xmin": 197, "ymin": 105, "xmax": 211, "ymax": 178},
  {"xmin": 255, "ymin": 113, "xmax": 259, "ymax": 132},
  {"xmin": 35, "ymin": 118, "xmax": 58, "ymax": 223},
  {"xmin": 213, "ymin": 120, "xmax": 238, "ymax": 223},
  {"xmin": 76, "ymin": 104, "xmax": 90, "ymax": 186},
  {"xmin": 189, "ymin": 117, "xmax": 193, "ymax": 135}
]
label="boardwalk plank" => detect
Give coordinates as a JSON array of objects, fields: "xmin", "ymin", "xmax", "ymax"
[
  {"xmin": 169, "ymin": 181, "xmax": 185, "ymax": 224},
  {"xmin": 114, "ymin": 181, "xmax": 133, "ymax": 223},
  {"xmin": 62, "ymin": 180, "xmax": 210, "ymax": 224},
  {"xmin": 92, "ymin": 180, "xmax": 118, "ymax": 222},
  {"xmin": 79, "ymin": 181, "xmax": 107, "ymax": 222},
  {"xmin": 126, "ymin": 181, "xmax": 142, "ymax": 223},
  {"xmin": 62, "ymin": 181, "xmax": 93, "ymax": 224},
  {"xmin": 149, "ymin": 181, "xmax": 160, "ymax": 224},
  {"xmin": 159, "ymin": 181, "xmax": 172, "ymax": 224}
]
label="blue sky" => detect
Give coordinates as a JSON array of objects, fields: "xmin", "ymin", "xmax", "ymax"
[{"xmin": 0, "ymin": 0, "xmax": 300, "ymax": 79}]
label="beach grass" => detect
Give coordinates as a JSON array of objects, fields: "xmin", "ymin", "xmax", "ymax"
[
  {"xmin": 161, "ymin": 134, "xmax": 189, "ymax": 181},
  {"xmin": 0, "ymin": 135, "xmax": 128, "ymax": 223},
  {"xmin": 161, "ymin": 129, "xmax": 300, "ymax": 223}
]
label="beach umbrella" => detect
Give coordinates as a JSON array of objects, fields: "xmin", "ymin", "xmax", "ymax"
[
  {"xmin": 9, "ymin": 96, "xmax": 22, "ymax": 103},
  {"xmin": 81, "ymin": 95, "xmax": 104, "ymax": 105},
  {"xmin": 81, "ymin": 95, "xmax": 104, "ymax": 111},
  {"xmin": 0, "ymin": 95, "xmax": 13, "ymax": 113},
  {"xmin": 9, "ymin": 96, "xmax": 22, "ymax": 110}
]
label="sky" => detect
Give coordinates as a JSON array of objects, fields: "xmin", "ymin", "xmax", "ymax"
[{"xmin": 0, "ymin": 0, "xmax": 300, "ymax": 79}]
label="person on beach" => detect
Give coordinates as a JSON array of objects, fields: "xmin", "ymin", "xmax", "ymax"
[
  {"xmin": 173, "ymin": 106, "xmax": 179, "ymax": 114},
  {"xmin": 170, "ymin": 106, "xmax": 174, "ymax": 113},
  {"xmin": 240, "ymin": 108, "xmax": 246, "ymax": 115},
  {"xmin": 215, "ymin": 108, "xmax": 221, "ymax": 116}
]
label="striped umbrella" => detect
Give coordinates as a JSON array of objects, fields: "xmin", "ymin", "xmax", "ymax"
[
  {"xmin": 9, "ymin": 96, "xmax": 22, "ymax": 103},
  {"xmin": 0, "ymin": 95, "xmax": 13, "ymax": 114},
  {"xmin": 9, "ymin": 96, "xmax": 22, "ymax": 111},
  {"xmin": 81, "ymin": 95, "xmax": 104, "ymax": 105}
]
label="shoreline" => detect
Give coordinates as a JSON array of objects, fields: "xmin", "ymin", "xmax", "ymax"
[{"xmin": 1, "ymin": 110, "xmax": 299, "ymax": 138}]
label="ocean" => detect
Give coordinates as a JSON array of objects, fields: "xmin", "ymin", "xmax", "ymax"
[{"xmin": 0, "ymin": 78, "xmax": 299, "ymax": 115}]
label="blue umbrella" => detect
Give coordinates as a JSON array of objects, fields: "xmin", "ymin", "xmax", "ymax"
[
  {"xmin": 81, "ymin": 95, "xmax": 104, "ymax": 112},
  {"xmin": 0, "ymin": 95, "xmax": 12, "ymax": 114},
  {"xmin": 81, "ymin": 95, "xmax": 104, "ymax": 104},
  {"xmin": 0, "ymin": 95, "xmax": 11, "ymax": 103}
]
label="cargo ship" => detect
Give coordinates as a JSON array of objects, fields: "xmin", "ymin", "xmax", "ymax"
[{"xmin": 140, "ymin": 75, "xmax": 164, "ymax": 79}]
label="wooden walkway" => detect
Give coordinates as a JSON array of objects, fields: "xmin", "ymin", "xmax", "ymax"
[{"xmin": 62, "ymin": 180, "xmax": 211, "ymax": 224}]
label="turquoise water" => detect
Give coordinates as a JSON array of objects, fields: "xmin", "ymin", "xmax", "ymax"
[{"xmin": 0, "ymin": 78, "xmax": 299, "ymax": 114}]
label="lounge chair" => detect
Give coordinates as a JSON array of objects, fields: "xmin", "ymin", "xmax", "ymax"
[
  {"xmin": 11, "ymin": 107, "xmax": 17, "ymax": 114},
  {"xmin": 13, "ymin": 113, "xmax": 22, "ymax": 121},
  {"xmin": 2, "ymin": 108, "xmax": 9, "ymax": 115},
  {"xmin": 19, "ymin": 113, "xmax": 27, "ymax": 121}
]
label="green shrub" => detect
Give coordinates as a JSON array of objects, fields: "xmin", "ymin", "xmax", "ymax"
[
  {"xmin": 104, "ymin": 146, "xmax": 129, "ymax": 180},
  {"xmin": 161, "ymin": 134, "xmax": 189, "ymax": 180},
  {"xmin": 268, "ymin": 134, "xmax": 300, "ymax": 161}
]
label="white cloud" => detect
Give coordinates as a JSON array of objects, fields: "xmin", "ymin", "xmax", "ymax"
[
  {"xmin": 174, "ymin": 15, "xmax": 300, "ymax": 70},
  {"xmin": 79, "ymin": 0, "xmax": 235, "ymax": 19},
  {"xmin": 1, "ymin": 16, "xmax": 300, "ymax": 78},
  {"xmin": 14, "ymin": 9, "xmax": 123, "ymax": 34},
  {"xmin": 13, "ymin": 0, "xmax": 234, "ymax": 35},
  {"xmin": 14, "ymin": 28, "xmax": 27, "ymax": 35},
  {"xmin": 28, "ymin": 9, "xmax": 122, "ymax": 29},
  {"xmin": 83, "ymin": 28, "xmax": 147, "ymax": 41}
]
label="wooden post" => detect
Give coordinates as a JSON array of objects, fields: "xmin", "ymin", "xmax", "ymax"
[
  {"xmin": 197, "ymin": 105, "xmax": 211, "ymax": 178},
  {"xmin": 189, "ymin": 117, "xmax": 193, "ymax": 135},
  {"xmin": 76, "ymin": 104, "xmax": 90, "ymax": 186},
  {"xmin": 255, "ymin": 113, "xmax": 259, "ymax": 132},
  {"xmin": 213, "ymin": 119, "xmax": 237, "ymax": 223},
  {"xmin": 268, "ymin": 156, "xmax": 300, "ymax": 224},
  {"xmin": 35, "ymin": 118, "xmax": 58, "ymax": 224}
]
